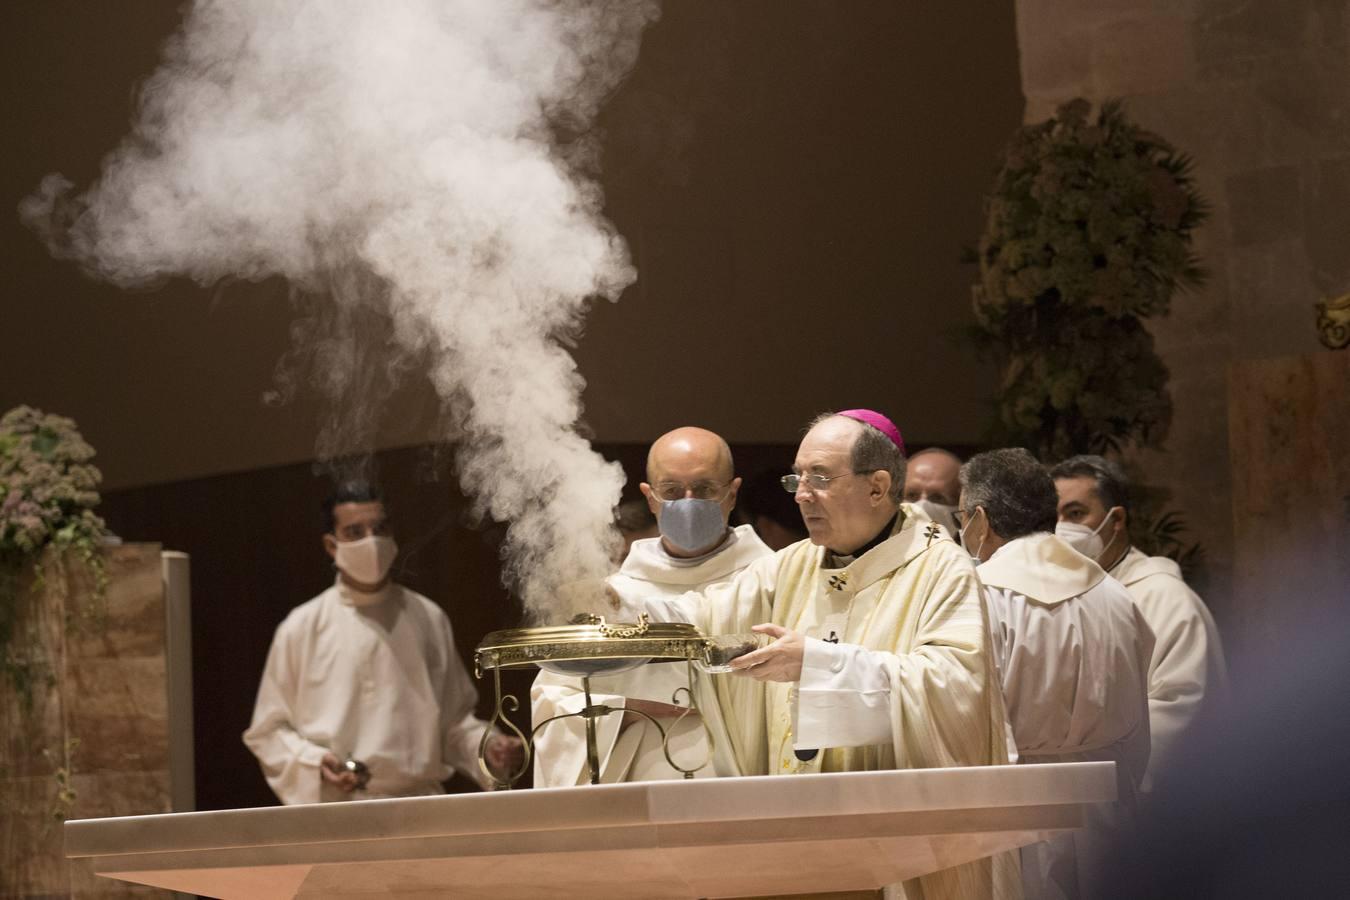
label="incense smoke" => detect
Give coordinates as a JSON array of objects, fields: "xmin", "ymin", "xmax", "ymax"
[{"xmin": 20, "ymin": 0, "xmax": 660, "ymax": 622}]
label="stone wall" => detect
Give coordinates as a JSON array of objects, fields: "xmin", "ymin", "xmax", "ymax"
[
  {"xmin": 1013, "ymin": 0, "xmax": 1350, "ymax": 639},
  {"xmin": 1228, "ymin": 351, "xmax": 1350, "ymax": 663},
  {"xmin": 0, "ymin": 544, "xmax": 177, "ymax": 898}
]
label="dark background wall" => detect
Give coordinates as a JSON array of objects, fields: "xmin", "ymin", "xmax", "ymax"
[{"xmin": 1, "ymin": 1, "xmax": 1023, "ymax": 489}]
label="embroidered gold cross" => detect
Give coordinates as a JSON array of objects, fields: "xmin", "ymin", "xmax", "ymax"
[
  {"xmin": 827, "ymin": 573, "xmax": 849, "ymax": 591},
  {"xmin": 924, "ymin": 523, "xmax": 941, "ymax": 546}
]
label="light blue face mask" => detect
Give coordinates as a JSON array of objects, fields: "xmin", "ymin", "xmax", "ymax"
[{"xmin": 657, "ymin": 498, "xmax": 727, "ymax": 554}]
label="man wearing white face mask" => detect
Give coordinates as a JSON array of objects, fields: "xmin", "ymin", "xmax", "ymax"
[
  {"xmin": 960, "ymin": 449, "xmax": 1153, "ymax": 900},
  {"xmin": 1050, "ymin": 455, "xmax": 1228, "ymax": 790},
  {"xmin": 532, "ymin": 427, "xmax": 773, "ymax": 786},
  {"xmin": 902, "ymin": 447, "xmax": 964, "ymax": 540},
  {"xmin": 243, "ymin": 482, "xmax": 522, "ymax": 803}
]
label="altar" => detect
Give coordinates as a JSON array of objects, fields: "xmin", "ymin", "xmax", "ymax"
[{"xmin": 66, "ymin": 761, "xmax": 1114, "ymax": 899}]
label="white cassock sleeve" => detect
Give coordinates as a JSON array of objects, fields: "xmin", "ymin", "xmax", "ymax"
[
  {"xmin": 794, "ymin": 637, "xmax": 894, "ymax": 749},
  {"xmin": 980, "ymin": 587, "xmax": 1020, "ymax": 764},
  {"xmin": 242, "ymin": 625, "xmax": 330, "ymax": 805},
  {"xmin": 1136, "ymin": 577, "xmax": 1226, "ymax": 781},
  {"xmin": 437, "ymin": 613, "xmax": 493, "ymax": 789},
  {"xmin": 636, "ymin": 556, "xmax": 894, "ymax": 758}
]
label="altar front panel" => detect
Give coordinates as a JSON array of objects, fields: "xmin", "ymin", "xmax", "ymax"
[{"xmin": 67, "ymin": 763, "xmax": 1114, "ymax": 899}]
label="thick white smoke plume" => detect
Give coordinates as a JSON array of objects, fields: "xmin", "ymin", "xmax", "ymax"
[{"xmin": 22, "ymin": 0, "xmax": 661, "ymax": 623}]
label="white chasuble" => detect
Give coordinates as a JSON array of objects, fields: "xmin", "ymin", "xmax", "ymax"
[
  {"xmin": 639, "ymin": 506, "xmax": 1020, "ymax": 900},
  {"xmin": 531, "ymin": 525, "xmax": 773, "ymax": 787},
  {"xmin": 1111, "ymin": 547, "xmax": 1228, "ymax": 788},
  {"xmin": 979, "ymin": 533, "xmax": 1154, "ymax": 900}
]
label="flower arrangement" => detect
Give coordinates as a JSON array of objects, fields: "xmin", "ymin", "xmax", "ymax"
[
  {"xmin": 0, "ymin": 405, "xmax": 109, "ymax": 707},
  {"xmin": 971, "ymin": 98, "xmax": 1208, "ymax": 460},
  {"xmin": 970, "ymin": 99, "xmax": 1209, "ymax": 574},
  {"xmin": 1, "ymin": 407, "xmax": 106, "ymax": 555}
]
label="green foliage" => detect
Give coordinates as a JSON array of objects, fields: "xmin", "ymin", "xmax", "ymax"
[
  {"xmin": 972, "ymin": 99, "xmax": 1208, "ymax": 462},
  {"xmin": 43, "ymin": 739, "xmax": 81, "ymax": 823},
  {"xmin": 976, "ymin": 99, "xmax": 1208, "ymax": 320},
  {"xmin": 979, "ymin": 304, "xmax": 1173, "ymax": 461},
  {"xmin": 1127, "ymin": 482, "xmax": 1207, "ymax": 583},
  {"xmin": 972, "ymin": 99, "xmax": 1209, "ymax": 573},
  {"xmin": 0, "ymin": 406, "xmax": 109, "ymax": 710}
]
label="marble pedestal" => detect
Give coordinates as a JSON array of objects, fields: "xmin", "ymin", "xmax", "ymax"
[{"xmin": 66, "ymin": 762, "xmax": 1114, "ymax": 899}]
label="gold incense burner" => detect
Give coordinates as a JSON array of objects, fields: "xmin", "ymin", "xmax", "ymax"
[{"xmin": 474, "ymin": 614, "xmax": 759, "ymax": 788}]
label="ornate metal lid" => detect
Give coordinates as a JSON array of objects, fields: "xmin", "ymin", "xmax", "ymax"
[{"xmin": 474, "ymin": 614, "xmax": 706, "ymax": 677}]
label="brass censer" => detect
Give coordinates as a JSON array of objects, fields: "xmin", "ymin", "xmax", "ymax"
[{"xmin": 474, "ymin": 613, "xmax": 760, "ymax": 788}]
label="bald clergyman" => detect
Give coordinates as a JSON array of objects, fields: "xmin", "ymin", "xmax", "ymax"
[
  {"xmin": 903, "ymin": 446, "xmax": 964, "ymax": 539},
  {"xmin": 629, "ymin": 410, "xmax": 1019, "ymax": 900},
  {"xmin": 532, "ymin": 427, "xmax": 773, "ymax": 786}
]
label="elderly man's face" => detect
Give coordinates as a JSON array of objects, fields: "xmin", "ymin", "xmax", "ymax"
[
  {"xmin": 792, "ymin": 417, "xmax": 890, "ymax": 552},
  {"xmin": 903, "ymin": 454, "xmax": 961, "ymax": 507},
  {"xmin": 643, "ymin": 438, "xmax": 739, "ymax": 524}
]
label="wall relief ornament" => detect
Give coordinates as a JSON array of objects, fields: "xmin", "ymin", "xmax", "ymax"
[{"xmin": 1315, "ymin": 292, "xmax": 1350, "ymax": 350}]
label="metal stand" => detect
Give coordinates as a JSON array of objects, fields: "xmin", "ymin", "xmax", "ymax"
[{"xmin": 478, "ymin": 657, "xmax": 712, "ymax": 789}]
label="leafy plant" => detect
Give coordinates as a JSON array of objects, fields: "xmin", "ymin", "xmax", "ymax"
[
  {"xmin": 971, "ymin": 98, "xmax": 1207, "ymax": 461},
  {"xmin": 0, "ymin": 406, "xmax": 109, "ymax": 711},
  {"xmin": 971, "ymin": 99, "xmax": 1209, "ymax": 574},
  {"xmin": 1128, "ymin": 485, "xmax": 1206, "ymax": 581},
  {"xmin": 43, "ymin": 738, "xmax": 81, "ymax": 824}
]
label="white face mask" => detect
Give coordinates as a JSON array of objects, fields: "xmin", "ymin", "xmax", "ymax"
[
  {"xmin": 1055, "ymin": 509, "xmax": 1118, "ymax": 562},
  {"xmin": 957, "ymin": 507, "xmax": 987, "ymax": 563},
  {"xmin": 912, "ymin": 499, "xmax": 960, "ymax": 541},
  {"xmin": 334, "ymin": 535, "xmax": 398, "ymax": 587}
]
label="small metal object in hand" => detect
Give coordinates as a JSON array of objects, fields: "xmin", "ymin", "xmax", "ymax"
[
  {"xmin": 699, "ymin": 632, "xmax": 770, "ymax": 673},
  {"xmin": 342, "ymin": 757, "xmax": 371, "ymax": 789}
]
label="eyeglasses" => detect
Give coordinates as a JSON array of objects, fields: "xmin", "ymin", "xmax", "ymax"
[
  {"xmin": 649, "ymin": 480, "xmax": 731, "ymax": 502},
  {"xmin": 780, "ymin": 472, "xmax": 857, "ymax": 494}
]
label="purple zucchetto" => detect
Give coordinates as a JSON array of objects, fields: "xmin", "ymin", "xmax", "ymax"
[{"xmin": 835, "ymin": 409, "xmax": 905, "ymax": 456}]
